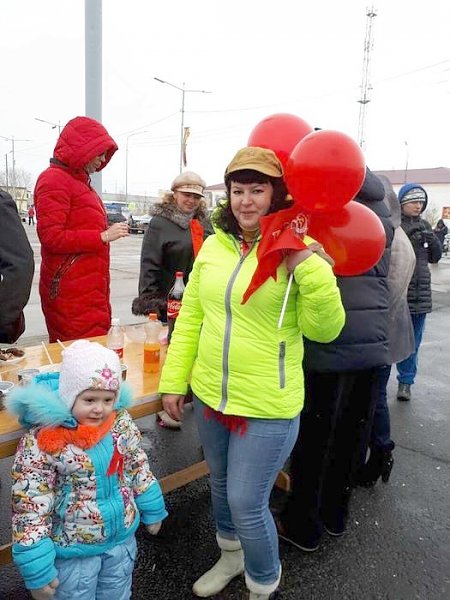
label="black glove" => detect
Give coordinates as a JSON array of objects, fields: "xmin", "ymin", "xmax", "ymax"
[{"xmin": 422, "ymin": 230, "xmax": 434, "ymax": 243}]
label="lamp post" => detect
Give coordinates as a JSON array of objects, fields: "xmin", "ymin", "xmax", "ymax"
[
  {"xmin": 154, "ymin": 77, "xmax": 211, "ymax": 173},
  {"xmin": 35, "ymin": 117, "xmax": 62, "ymax": 136},
  {"xmin": 403, "ymin": 140, "xmax": 409, "ymax": 183},
  {"xmin": 0, "ymin": 135, "xmax": 31, "ymax": 201},
  {"xmin": 125, "ymin": 130, "xmax": 148, "ymax": 201}
]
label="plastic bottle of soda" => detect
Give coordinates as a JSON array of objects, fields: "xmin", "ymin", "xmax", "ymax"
[
  {"xmin": 106, "ymin": 317, "xmax": 124, "ymax": 358},
  {"xmin": 167, "ymin": 271, "xmax": 185, "ymax": 342},
  {"xmin": 143, "ymin": 313, "xmax": 162, "ymax": 373}
]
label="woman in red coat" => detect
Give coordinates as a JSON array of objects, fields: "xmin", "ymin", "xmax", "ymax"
[{"xmin": 34, "ymin": 116, "xmax": 128, "ymax": 342}]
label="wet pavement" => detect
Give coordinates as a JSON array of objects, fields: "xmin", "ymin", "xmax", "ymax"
[{"xmin": 0, "ymin": 226, "xmax": 449, "ymax": 599}]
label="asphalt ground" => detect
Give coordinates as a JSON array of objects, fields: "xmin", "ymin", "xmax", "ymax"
[{"xmin": 0, "ymin": 224, "xmax": 449, "ymax": 599}]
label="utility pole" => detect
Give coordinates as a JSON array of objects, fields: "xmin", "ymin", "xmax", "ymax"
[
  {"xmin": 0, "ymin": 135, "xmax": 30, "ymax": 202},
  {"xmin": 85, "ymin": 0, "xmax": 102, "ymax": 194},
  {"xmin": 357, "ymin": 5, "xmax": 377, "ymax": 151},
  {"xmin": 154, "ymin": 77, "xmax": 211, "ymax": 173}
]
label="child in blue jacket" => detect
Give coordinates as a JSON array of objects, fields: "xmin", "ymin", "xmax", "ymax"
[{"xmin": 6, "ymin": 340, "xmax": 167, "ymax": 600}]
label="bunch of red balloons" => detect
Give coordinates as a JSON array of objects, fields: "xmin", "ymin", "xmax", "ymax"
[{"xmin": 248, "ymin": 113, "xmax": 386, "ymax": 276}]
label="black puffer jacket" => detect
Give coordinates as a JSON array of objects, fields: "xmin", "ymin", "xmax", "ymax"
[
  {"xmin": 0, "ymin": 190, "xmax": 35, "ymax": 342},
  {"xmin": 401, "ymin": 214, "xmax": 441, "ymax": 314},
  {"xmin": 132, "ymin": 201, "xmax": 211, "ymax": 321},
  {"xmin": 303, "ymin": 169, "xmax": 394, "ymax": 372}
]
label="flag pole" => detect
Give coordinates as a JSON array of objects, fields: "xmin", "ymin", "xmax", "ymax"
[{"xmin": 277, "ymin": 273, "xmax": 294, "ymax": 329}]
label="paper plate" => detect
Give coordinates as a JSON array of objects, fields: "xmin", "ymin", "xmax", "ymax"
[{"xmin": 0, "ymin": 349, "xmax": 25, "ymax": 365}]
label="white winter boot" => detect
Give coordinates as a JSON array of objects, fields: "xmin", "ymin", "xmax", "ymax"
[
  {"xmin": 246, "ymin": 564, "xmax": 281, "ymax": 599},
  {"xmin": 192, "ymin": 534, "xmax": 244, "ymax": 597}
]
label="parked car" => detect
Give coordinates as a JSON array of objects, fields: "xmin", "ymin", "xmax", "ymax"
[
  {"xmin": 128, "ymin": 214, "xmax": 152, "ymax": 234},
  {"xmin": 106, "ymin": 211, "xmax": 127, "ymax": 226}
]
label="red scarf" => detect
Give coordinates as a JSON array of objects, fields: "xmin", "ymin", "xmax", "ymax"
[
  {"xmin": 190, "ymin": 219, "xmax": 204, "ymax": 258},
  {"xmin": 204, "ymin": 406, "xmax": 248, "ymax": 436}
]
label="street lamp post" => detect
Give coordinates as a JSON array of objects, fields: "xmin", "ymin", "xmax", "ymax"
[
  {"xmin": 154, "ymin": 77, "xmax": 211, "ymax": 173},
  {"xmin": 35, "ymin": 117, "xmax": 62, "ymax": 136},
  {"xmin": 0, "ymin": 135, "xmax": 31, "ymax": 201},
  {"xmin": 125, "ymin": 130, "xmax": 148, "ymax": 201}
]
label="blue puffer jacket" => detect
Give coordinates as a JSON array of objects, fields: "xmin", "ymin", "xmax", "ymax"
[
  {"xmin": 6, "ymin": 374, "xmax": 167, "ymax": 591},
  {"xmin": 303, "ymin": 168, "xmax": 395, "ymax": 372}
]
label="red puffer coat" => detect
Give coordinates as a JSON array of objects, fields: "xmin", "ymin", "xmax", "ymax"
[{"xmin": 34, "ymin": 116, "xmax": 118, "ymax": 342}]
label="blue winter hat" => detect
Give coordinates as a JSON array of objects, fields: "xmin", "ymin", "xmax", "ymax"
[{"xmin": 398, "ymin": 183, "xmax": 428, "ymax": 207}]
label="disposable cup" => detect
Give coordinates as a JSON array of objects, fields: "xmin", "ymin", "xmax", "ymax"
[
  {"xmin": 121, "ymin": 364, "xmax": 128, "ymax": 381},
  {"xmin": 17, "ymin": 368, "xmax": 40, "ymax": 385}
]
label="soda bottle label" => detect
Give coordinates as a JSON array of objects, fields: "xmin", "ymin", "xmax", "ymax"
[
  {"xmin": 167, "ymin": 299, "xmax": 182, "ymax": 319},
  {"xmin": 112, "ymin": 347, "xmax": 124, "ymax": 359}
]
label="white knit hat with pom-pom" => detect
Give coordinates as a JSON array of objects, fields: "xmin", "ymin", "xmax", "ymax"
[{"xmin": 59, "ymin": 340, "xmax": 122, "ymax": 409}]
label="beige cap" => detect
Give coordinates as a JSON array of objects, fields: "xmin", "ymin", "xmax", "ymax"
[
  {"xmin": 225, "ymin": 147, "xmax": 283, "ymax": 178},
  {"xmin": 171, "ymin": 171, "xmax": 206, "ymax": 197}
]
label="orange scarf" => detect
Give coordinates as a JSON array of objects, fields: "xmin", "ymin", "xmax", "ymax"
[
  {"xmin": 37, "ymin": 413, "xmax": 116, "ymax": 454},
  {"xmin": 190, "ymin": 219, "xmax": 204, "ymax": 258}
]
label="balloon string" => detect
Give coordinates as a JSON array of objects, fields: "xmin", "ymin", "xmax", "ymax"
[{"xmin": 278, "ymin": 273, "xmax": 293, "ymax": 330}]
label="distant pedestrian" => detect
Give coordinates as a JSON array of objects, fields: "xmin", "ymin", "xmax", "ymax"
[
  {"xmin": 34, "ymin": 116, "xmax": 128, "ymax": 343},
  {"xmin": 433, "ymin": 218, "xmax": 448, "ymax": 248},
  {"xmin": 27, "ymin": 205, "xmax": 35, "ymax": 225},
  {"xmin": 396, "ymin": 184, "xmax": 441, "ymax": 401},
  {"xmin": 0, "ymin": 189, "xmax": 34, "ymax": 343}
]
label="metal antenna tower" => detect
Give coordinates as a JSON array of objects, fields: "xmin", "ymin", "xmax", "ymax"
[{"xmin": 357, "ymin": 5, "xmax": 377, "ymax": 150}]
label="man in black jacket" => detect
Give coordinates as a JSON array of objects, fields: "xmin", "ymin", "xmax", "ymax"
[
  {"xmin": 0, "ymin": 190, "xmax": 34, "ymax": 343},
  {"xmin": 276, "ymin": 168, "xmax": 394, "ymax": 551},
  {"xmin": 395, "ymin": 183, "xmax": 441, "ymax": 401}
]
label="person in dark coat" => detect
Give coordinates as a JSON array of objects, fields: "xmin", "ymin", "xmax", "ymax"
[
  {"xmin": 132, "ymin": 171, "xmax": 211, "ymax": 323},
  {"xmin": 276, "ymin": 168, "xmax": 395, "ymax": 551},
  {"xmin": 395, "ymin": 184, "xmax": 441, "ymax": 401},
  {"xmin": 0, "ymin": 189, "xmax": 34, "ymax": 343},
  {"xmin": 357, "ymin": 176, "xmax": 416, "ymax": 487},
  {"xmin": 433, "ymin": 218, "xmax": 448, "ymax": 248},
  {"xmin": 132, "ymin": 171, "xmax": 211, "ymax": 428}
]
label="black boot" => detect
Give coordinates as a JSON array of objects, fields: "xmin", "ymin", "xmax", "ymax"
[
  {"xmin": 397, "ymin": 383, "xmax": 411, "ymax": 401},
  {"xmin": 357, "ymin": 442, "xmax": 395, "ymax": 487}
]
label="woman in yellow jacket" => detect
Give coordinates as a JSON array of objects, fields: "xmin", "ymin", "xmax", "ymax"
[{"xmin": 159, "ymin": 147, "xmax": 345, "ymax": 599}]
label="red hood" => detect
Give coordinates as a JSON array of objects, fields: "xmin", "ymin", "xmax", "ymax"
[{"xmin": 53, "ymin": 116, "xmax": 118, "ymax": 172}]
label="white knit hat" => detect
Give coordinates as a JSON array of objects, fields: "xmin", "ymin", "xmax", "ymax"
[{"xmin": 59, "ymin": 340, "xmax": 122, "ymax": 409}]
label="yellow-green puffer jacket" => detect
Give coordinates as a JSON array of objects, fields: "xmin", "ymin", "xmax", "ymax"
[{"xmin": 159, "ymin": 228, "xmax": 345, "ymax": 419}]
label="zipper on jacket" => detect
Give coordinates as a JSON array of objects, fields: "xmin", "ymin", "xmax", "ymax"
[
  {"xmin": 49, "ymin": 255, "xmax": 81, "ymax": 300},
  {"xmin": 278, "ymin": 341, "xmax": 286, "ymax": 389},
  {"xmin": 219, "ymin": 238, "xmax": 257, "ymax": 413}
]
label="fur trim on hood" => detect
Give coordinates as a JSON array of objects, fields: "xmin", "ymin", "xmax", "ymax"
[
  {"xmin": 132, "ymin": 292, "xmax": 167, "ymax": 318},
  {"xmin": 5, "ymin": 371, "xmax": 132, "ymax": 429},
  {"xmin": 150, "ymin": 200, "xmax": 207, "ymax": 230}
]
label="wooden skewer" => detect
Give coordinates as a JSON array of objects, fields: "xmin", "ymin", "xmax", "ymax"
[
  {"xmin": 41, "ymin": 341, "xmax": 53, "ymax": 365},
  {"xmin": 56, "ymin": 339, "xmax": 66, "ymax": 350}
]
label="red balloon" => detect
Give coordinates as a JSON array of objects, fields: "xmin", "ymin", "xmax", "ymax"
[
  {"xmin": 248, "ymin": 113, "xmax": 313, "ymax": 168},
  {"xmin": 307, "ymin": 201, "xmax": 386, "ymax": 276},
  {"xmin": 285, "ymin": 130, "xmax": 366, "ymax": 213}
]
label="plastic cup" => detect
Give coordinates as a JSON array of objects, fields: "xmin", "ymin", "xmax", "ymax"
[
  {"xmin": 0, "ymin": 381, "xmax": 14, "ymax": 409},
  {"xmin": 17, "ymin": 368, "xmax": 40, "ymax": 385},
  {"xmin": 120, "ymin": 364, "xmax": 128, "ymax": 381}
]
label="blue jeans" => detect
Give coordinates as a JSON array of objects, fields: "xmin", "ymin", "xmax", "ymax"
[
  {"xmin": 54, "ymin": 535, "xmax": 137, "ymax": 600},
  {"xmin": 370, "ymin": 364, "xmax": 392, "ymax": 449},
  {"xmin": 396, "ymin": 313, "xmax": 427, "ymax": 385},
  {"xmin": 193, "ymin": 395, "xmax": 299, "ymax": 587}
]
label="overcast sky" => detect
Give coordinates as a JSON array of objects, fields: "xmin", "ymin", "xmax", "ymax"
[{"xmin": 1, "ymin": 0, "xmax": 449, "ymax": 197}]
